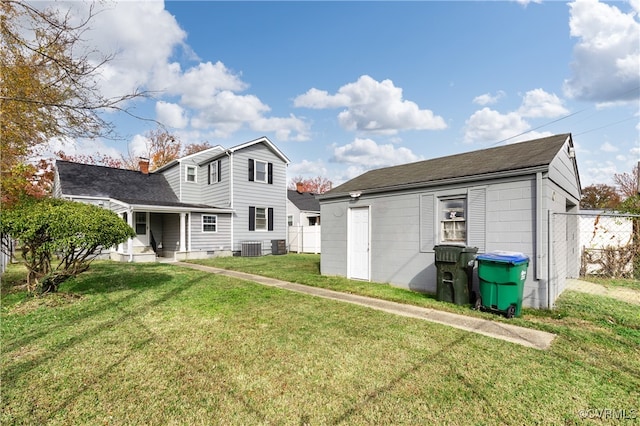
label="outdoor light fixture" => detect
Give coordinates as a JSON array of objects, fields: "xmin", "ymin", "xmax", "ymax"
[{"xmin": 349, "ymin": 191, "xmax": 362, "ymax": 199}]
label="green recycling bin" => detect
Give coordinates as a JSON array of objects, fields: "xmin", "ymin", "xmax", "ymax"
[
  {"xmin": 434, "ymin": 245, "xmax": 478, "ymax": 305},
  {"xmin": 476, "ymin": 251, "xmax": 529, "ymax": 318}
]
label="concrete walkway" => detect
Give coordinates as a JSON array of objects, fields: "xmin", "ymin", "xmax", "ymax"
[
  {"xmin": 176, "ymin": 262, "xmax": 556, "ymax": 351},
  {"xmin": 566, "ymin": 278, "xmax": 640, "ymax": 305}
]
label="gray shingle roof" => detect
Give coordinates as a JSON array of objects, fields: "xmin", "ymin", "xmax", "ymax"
[
  {"xmin": 55, "ymin": 161, "xmax": 214, "ymax": 208},
  {"xmin": 288, "ymin": 190, "xmax": 320, "ymax": 212},
  {"xmin": 324, "ymin": 134, "xmax": 571, "ymax": 197}
]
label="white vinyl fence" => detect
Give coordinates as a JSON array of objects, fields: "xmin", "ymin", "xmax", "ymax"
[{"xmin": 288, "ymin": 225, "xmax": 321, "ymax": 254}]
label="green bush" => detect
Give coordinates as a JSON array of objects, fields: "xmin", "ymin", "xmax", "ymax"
[{"xmin": 0, "ymin": 198, "xmax": 135, "ymax": 294}]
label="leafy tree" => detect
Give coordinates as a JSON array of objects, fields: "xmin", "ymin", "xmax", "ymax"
[
  {"xmin": 183, "ymin": 141, "xmax": 214, "ymax": 156},
  {"xmin": 1, "ymin": 1, "xmax": 146, "ymax": 206},
  {"xmin": 580, "ymin": 184, "xmax": 621, "ymax": 210},
  {"xmin": 613, "ymin": 164, "xmax": 639, "ymax": 198},
  {"xmin": 121, "ymin": 129, "xmax": 182, "ymax": 171},
  {"xmin": 0, "ymin": 198, "xmax": 135, "ymax": 294},
  {"xmin": 289, "ymin": 176, "xmax": 333, "ymax": 194}
]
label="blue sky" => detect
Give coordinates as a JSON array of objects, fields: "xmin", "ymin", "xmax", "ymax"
[{"xmin": 49, "ymin": 0, "xmax": 639, "ymax": 188}]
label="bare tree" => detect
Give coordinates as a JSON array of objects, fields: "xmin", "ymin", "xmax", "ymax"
[
  {"xmin": 613, "ymin": 163, "xmax": 639, "ymax": 199},
  {"xmin": 1, "ymin": 1, "xmax": 148, "ymax": 205}
]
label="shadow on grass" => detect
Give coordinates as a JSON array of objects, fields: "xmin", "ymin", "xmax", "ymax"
[{"xmin": 2, "ymin": 264, "xmax": 206, "ymax": 381}]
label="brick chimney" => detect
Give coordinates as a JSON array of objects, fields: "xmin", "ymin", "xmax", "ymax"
[
  {"xmin": 139, "ymin": 157, "xmax": 150, "ymax": 175},
  {"xmin": 296, "ymin": 182, "xmax": 304, "ymax": 193}
]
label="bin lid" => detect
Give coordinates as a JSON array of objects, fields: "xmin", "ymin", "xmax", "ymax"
[{"xmin": 476, "ymin": 251, "xmax": 529, "ymax": 265}]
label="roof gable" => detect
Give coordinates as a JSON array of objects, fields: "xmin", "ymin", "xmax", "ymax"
[
  {"xmin": 324, "ymin": 134, "xmax": 572, "ymax": 197},
  {"xmin": 229, "ymin": 136, "xmax": 290, "ymax": 164}
]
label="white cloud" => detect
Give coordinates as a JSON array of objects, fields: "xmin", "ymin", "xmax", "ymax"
[
  {"xmin": 251, "ymin": 115, "xmax": 311, "ymax": 142},
  {"xmin": 463, "ymin": 108, "xmax": 531, "ymax": 143},
  {"xmin": 46, "ymin": 137, "xmax": 123, "ymax": 159},
  {"xmin": 156, "ymin": 101, "xmax": 188, "ymax": 129},
  {"xmin": 295, "ymin": 75, "xmax": 447, "ymax": 134},
  {"xmin": 330, "ymin": 138, "xmax": 423, "ymax": 168},
  {"xmin": 582, "ymin": 160, "xmax": 619, "ymax": 186},
  {"xmin": 600, "ymin": 141, "xmax": 618, "ymax": 153},
  {"xmin": 293, "ymin": 88, "xmax": 350, "ymax": 109},
  {"xmin": 42, "ymin": 2, "xmax": 310, "ymax": 143},
  {"xmin": 464, "ymin": 89, "xmax": 568, "ymax": 143},
  {"xmin": 473, "ymin": 91, "xmax": 506, "ymax": 106},
  {"xmin": 288, "ymin": 159, "xmax": 328, "ymax": 178},
  {"xmin": 564, "ymin": 0, "xmax": 640, "ymax": 102},
  {"xmin": 128, "ymin": 134, "xmax": 151, "ymax": 158},
  {"xmin": 518, "ymin": 89, "xmax": 569, "ymax": 118}
]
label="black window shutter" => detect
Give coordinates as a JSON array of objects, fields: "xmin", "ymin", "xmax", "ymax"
[
  {"xmin": 267, "ymin": 162, "xmax": 273, "ymax": 184},
  {"xmin": 268, "ymin": 207, "xmax": 274, "ymax": 231},
  {"xmin": 249, "ymin": 206, "xmax": 255, "ymax": 231},
  {"xmin": 248, "ymin": 159, "xmax": 254, "ymax": 181},
  {"xmin": 207, "ymin": 163, "xmax": 211, "ymax": 185},
  {"xmin": 217, "ymin": 160, "xmax": 222, "ymax": 182}
]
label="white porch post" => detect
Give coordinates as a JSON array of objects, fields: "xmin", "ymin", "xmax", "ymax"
[
  {"xmin": 127, "ymin": 209, "xmax": 134, "ymax": 262},
  {"xmin": 179, "ymin": 212, "xmax": 186, "ymax": 252},
  {"xmin": 187, "ymin": 213, "xmax": 192, "ymax": 252}
]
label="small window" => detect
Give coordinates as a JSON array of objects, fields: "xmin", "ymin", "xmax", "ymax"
[
  {"xmin": 202, "ymin": 215, "xmax": 217, "ymax": 232},
  {"xmin": 209, "ymin": 161, "xmax": 219, "ymax": 184},
  {"xmin": 287, "ymin": 215, "xmax": 294, "ymax": 226},
  {"xmin": 255, "ymin": 160, "xmax": 267, "ymax": 183},
  {"xmin": 255, "ymin": 207, "xmax": 267, "ymax": 230},
  {"xmin": 135, "ymin": 212, "xmax": 146, "ymax": 235},
  {"xmin": 440, "ymin": 198, "xmax": 466, "ymax": 243},
  {"xmin": 186, "ymin": 165, "xmax": 196, "ymax": 182}
]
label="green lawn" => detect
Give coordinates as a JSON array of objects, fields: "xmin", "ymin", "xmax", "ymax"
[{"xmin": 2, "ymin": 257, "xmax": 639, "ymax": 425}]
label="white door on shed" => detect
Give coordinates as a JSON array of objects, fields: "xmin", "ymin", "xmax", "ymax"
[{"xmin": 348, "ymin": 206, "xmax": 370, "ymax": 280}]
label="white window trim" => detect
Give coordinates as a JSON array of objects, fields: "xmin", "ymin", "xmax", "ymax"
[
  {"xmin": 255, "ymin": 206, "xmax": 268, "ymax": 231},
  {"xmin": 209, "ymin": 162, "xmax": 218, "ymax": 184},
  {"xmin": 254, "ymin": 160, "xmax": 267, "ymax": 183},
  {"xmin": 202, "ymin": 214, "xmax": 217, "ymax": 233},
  {"xmin": 439, "ymin": 196, "xmax": 467, "ymax": 244},
  {"xmin": 185, "ymin": 165, "xmax": 197, "ymax": 183}
]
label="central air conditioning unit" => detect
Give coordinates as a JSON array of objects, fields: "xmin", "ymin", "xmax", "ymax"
[{"xmin": 241, "ymin": 241, "xmax": 262, "ymax": 257}]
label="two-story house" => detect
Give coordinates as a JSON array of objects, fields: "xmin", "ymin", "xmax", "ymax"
[{"xmin": 53, "ymin": 136, "xmax": 290, "ymax": 261}]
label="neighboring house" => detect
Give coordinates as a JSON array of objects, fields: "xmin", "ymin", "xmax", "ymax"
[
  {"xmin": 287, "ymin": 184, "xmax": 321, "ymax": 253},
  {"xmin": 318, "ymin": 133, "xmax": 581, "ymax": 309},
  {"xmin": 287, "ymin": 184, "xmax": 321, "ymax": 227},
  {"xmin": 53, "ymin": 136, "xmax": 290, "ymax": 261}
]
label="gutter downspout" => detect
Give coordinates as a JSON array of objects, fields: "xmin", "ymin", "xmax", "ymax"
[
  {"xmin": 226, "ymin": 150, "xmax": 233, "ymax": 251},
  {"xmin": 536, "ymin": 171, "xmax": 550, "ymax": 309},
  {"xmin": 547, "ymin": 209, "xmax": 553, "ymax": 309}
]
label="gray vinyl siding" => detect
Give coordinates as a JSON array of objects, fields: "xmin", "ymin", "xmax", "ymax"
[
  {"xmin": 179, "ymin": 158, "xmax": 201, "ymax": 204},
  {"xmin": 231, "ymin": 144, "xmax": 288, "ymax": 253},
  {"xmin": 548, "ymin": 139, "xmax": 581, "ymax": 201},
  {"xmin": 162, "ymin": 213, "xmax": 181, "ymax": 253},
  {"xmin": 189, "ymin": 213, "xmax": 232, "ymax": 252},
  {"xmin": 201, "ymin": 157, "xmax": 231, "ymax": 207},
  {"xmin": 161, "ymin": 165, "xmax": 181, "ymax": 200}
]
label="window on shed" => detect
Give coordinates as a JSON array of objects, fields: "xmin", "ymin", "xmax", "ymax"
[
  {"xmin": 440, "ymin": 198, "xmax": 466, "ymax": 243},
  {"xmin": 186, "ymin": 165, "xmax": 197, "ymax": 182},
  {"xmin": 202, "ymin": 215, "xmax": 217, "ymax": 232}
]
